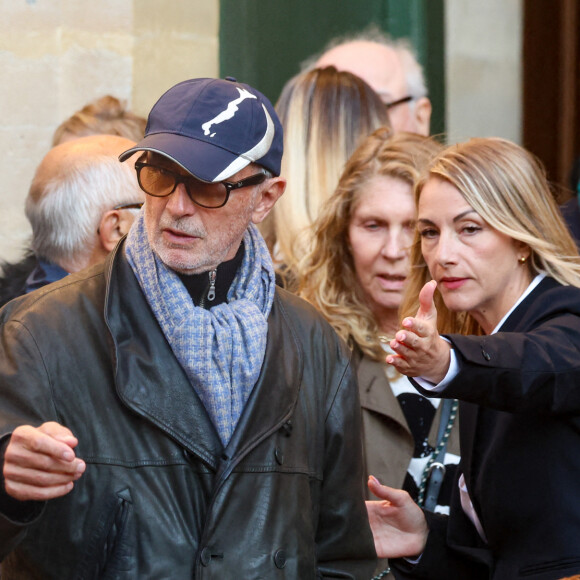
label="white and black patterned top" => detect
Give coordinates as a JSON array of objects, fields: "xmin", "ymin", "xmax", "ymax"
[{"xmin": 385, "ymin": 353, "xmax": 460, "ymax": 514}]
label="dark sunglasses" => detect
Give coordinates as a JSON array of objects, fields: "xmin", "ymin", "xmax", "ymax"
[{"xmin": 134, "ymin": 160, "xmax": 270, "ymax": 209}]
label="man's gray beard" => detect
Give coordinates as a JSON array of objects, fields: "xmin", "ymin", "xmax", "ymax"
[{"xmin": 146, "ymin": 218, "xmax": 239, "ymax": 275}]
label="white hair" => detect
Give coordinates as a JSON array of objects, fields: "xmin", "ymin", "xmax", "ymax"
[
  {"xmin": 25, "ymin": 155, "xmax": 141, "ymax": 270},
  {"xmin": 302, "ymin": 25, "xmax": 428, "ymax": 99}
]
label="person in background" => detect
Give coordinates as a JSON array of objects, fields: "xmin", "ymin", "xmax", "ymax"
[
  {"xmin": 298, "ymin": 128, "xmax": 459, "ymax": 579},
  {"xmin": 367, "ymin": 137, "xmax": 580, "ymax": 580},
  {"xmin": 0, "ymin": 77, "xmax": 376, "ymax": 578},
  {"xmin": 52, "ymin": 94, "xmax": 146, "ymax": 146},
  {"xmin": 0, "ymin": 135, "xmax": 144, "ymax": 306},
  {"xmin": 306, "ymin": 26, "xmax": 432, "ymax": 136},
  {"xmin": 0, "ymin": 95, "xmax": 147, "ymax": 305},
  {"xmin": 260, "ymin": 66, "xmax": 390, "ymax": 288}
]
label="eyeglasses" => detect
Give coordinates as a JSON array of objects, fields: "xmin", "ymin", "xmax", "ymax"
[
  {"xmin": 385, "ymin": 95, "xmax": 414, "ymax": 110},
  {"xmin": 134, "ymin": 160, "xmax": 270, "ymax": 209},
  {"xmin": 114, "ymin": 202, "xmax": 144, "ymax": 211}
]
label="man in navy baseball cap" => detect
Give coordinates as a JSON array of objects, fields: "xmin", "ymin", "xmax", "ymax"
[
  {"xmin": 0, "ymin": 76, "xmax": 376, "ymax": 578},
  {"xmin": 119, "ymin": 77, "xmax": 283, "ymax": 182},
  {"xmin": 119, "ymin": 76, "xmax": 286, "ymax": 275}
]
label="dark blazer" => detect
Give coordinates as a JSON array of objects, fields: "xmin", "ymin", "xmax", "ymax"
[{"xmin": 393, "ymin": 276, "xmax": 580, "ymax": 580}]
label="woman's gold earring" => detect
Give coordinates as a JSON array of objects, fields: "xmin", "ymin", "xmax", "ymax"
[{"xmin": 518, "ymin": 256, "xmax": 527, "ymax": 264}]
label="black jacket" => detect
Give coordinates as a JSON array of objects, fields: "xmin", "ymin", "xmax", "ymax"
[
  {"xmin": 393, "ymin": 277, "xmax": 580, "ymax": 580},
  {"xmin": 0, "ymin": 242, "xmax": 376, "ymax": 579}
]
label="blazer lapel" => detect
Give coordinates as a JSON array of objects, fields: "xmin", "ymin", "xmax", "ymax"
[{"xmin": 356, "ymin": 356, "xmax": 410, "ymax": 437}]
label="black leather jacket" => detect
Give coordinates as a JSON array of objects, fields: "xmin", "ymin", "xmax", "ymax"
[{"xmin": 0, "ymin": 242, "xmax": 376, "ymax": 579}]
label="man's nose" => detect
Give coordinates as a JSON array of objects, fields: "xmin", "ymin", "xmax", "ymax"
[{"xmin": 165, "ymin": 182, "xmax": 196, "ymax": 215}]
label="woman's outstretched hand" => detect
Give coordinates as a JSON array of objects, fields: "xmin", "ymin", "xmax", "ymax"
[
  {"xmin": 366, "ymin": 476, "xmax": 429, "ymax": 559},
  {"xmin": 386, "ymin": 280, "xmax": 451, "ymax": 384}
]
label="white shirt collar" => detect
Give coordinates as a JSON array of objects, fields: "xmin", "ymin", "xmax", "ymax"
[{"xmin": 491, "ymin": 273, "xmax": 545, "ymax": 335}]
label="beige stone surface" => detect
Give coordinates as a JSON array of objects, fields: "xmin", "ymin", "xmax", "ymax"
[
  {"xmin": 0, "ymin": 0, "xmax": 219, "ymax": 264},
  {"xmin": 132, "ymin": 0, "xmax": 219, "ymax": 116},
  {"xmin": 445, "ymin": 0, "xmax": 523, "ymax": 145},
  {"xmin": 0, "ymin": 126, "xmax": 54, "ymax": 261}
]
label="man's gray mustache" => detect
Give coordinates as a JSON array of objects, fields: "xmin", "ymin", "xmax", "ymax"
[{"xmin": 158, "ymin": 218, "xmax": 206, "ymax": 238}]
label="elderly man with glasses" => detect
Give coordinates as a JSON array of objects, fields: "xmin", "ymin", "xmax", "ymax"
[
  {"xmin": 312, "ymin": 28, "xmax": 432, "ymax": 136},
  {"xmin": 0, "ymin": 78, "xmax": 376, "ymax": 578}
]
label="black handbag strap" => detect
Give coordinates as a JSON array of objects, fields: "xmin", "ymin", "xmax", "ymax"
[{"xmin": 419, "ymin": 398, "xmax": 458, "ymax": 510}]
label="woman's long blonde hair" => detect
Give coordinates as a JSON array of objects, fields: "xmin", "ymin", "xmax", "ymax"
[
  {"xmin": 260, "ymin": 66, "xmax": 391, "ymax": 286},
  {"xmin": 401, "ymin": 137, "xmax": 580, "ymax": 335},
  {"xmin": 298, "ymin": 129, "xmax": 442, "ymax": 360}
]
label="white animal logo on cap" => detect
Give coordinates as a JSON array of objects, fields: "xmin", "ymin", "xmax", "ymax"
[
  {"xmin": 212, "ymin": 104, "xmax": 275, "ymax": 182},
  {"xmin": 202, "ymin": 87, "xmax": 257, "ymax": 137}
]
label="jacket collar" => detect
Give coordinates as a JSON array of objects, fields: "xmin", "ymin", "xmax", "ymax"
[
  {"xmin": 496, "ymin": 275, "xmax": 559, "ymax": 332},
  {"xmin": 355, "ymin": 352, "xmax": 410, "ymax": 436},
  {"xmin": 103, "ymin": 241, "xmax": 303, "ymax": 469},
  {"xmin": 24, "ymin": 259, "xmax": 68, "ymax": 294}
]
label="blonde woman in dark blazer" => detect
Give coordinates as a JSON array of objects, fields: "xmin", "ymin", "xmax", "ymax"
[{"xmin": 368, "ymin": 138, "xmax": 580, "ymax": 580}]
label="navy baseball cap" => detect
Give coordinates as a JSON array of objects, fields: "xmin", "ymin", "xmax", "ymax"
[{"xmin": 119, "ymin": 77, "xmax": 283, "ymax": 182}]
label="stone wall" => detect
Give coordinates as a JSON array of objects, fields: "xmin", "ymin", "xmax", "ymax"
[
  {"xmin": 0, "ymin": 0, "xmax": 219, "ymax": 263},
  {"xmin": 445, "ymin": 0, "xmax": 523, "ymax": 145}
]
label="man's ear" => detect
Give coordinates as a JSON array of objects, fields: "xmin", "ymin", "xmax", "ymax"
[
  {"xmin": 97, "ymin": 209, "xmax": 136, "ymax": 252},
  {"xmin": 414, "ymin": 97, "xmax": 432, "ymax": 136},
  {"xmin": 251, "ymin": 177, "xmax": 286, "ymax": 224}
]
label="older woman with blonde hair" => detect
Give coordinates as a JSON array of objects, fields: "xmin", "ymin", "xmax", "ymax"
[
  {"xmin": 299, "ymin": 128, "xmax": 439, "ymax": 352},
  {"xmin": 299, "ymin": 128, "xmax": 461, "ymax": 579},
  {"xmin": 368, "ymin": 137, "xmax": 580, "ymax": 580},
  {"xmin": 261, "ymin": 66, "xmax": 390, "ymax": 287}
]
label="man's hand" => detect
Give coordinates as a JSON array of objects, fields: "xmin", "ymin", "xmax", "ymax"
[
  {"xmin": 386, "ymin": 280, "xmax": 451, "ymax": 383},
  {"xmin": 4, "ymin": 422, "xmax": 86, "ymax": 501},
  {"xmin": 366, "ymin": 476, "xmax": 429, "ymax": 559}
]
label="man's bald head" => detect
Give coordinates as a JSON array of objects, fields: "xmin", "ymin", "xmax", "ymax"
[
  {"xmin": 29, "ymin": 135, "xmax": 137, "ymax": 204},
  {"xmin": 26, "ymin": 134, "xmax": 144, "ymax": 272},
  {"xmin": 314, "ymin": 37, "xmax": 432, "ymax": 136}
]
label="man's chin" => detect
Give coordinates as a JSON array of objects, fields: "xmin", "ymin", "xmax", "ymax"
[{"xmin": 152, "ymin": 246, "xmax": 209, "ymax": 274}]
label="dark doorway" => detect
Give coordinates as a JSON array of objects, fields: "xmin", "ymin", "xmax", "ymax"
[{"xmin": 523, "ymin": 0, "xmax": 579, "ymax": 200}]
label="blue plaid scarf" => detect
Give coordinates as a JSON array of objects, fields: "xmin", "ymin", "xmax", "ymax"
[{"xmin": 125, "ymin": 214, "xmax": 275, "ymax": 445}]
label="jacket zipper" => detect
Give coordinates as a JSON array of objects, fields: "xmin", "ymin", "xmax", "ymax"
[{"xmin": 199, "ymin": 269, "xmax": 217, "ymax": 309}]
